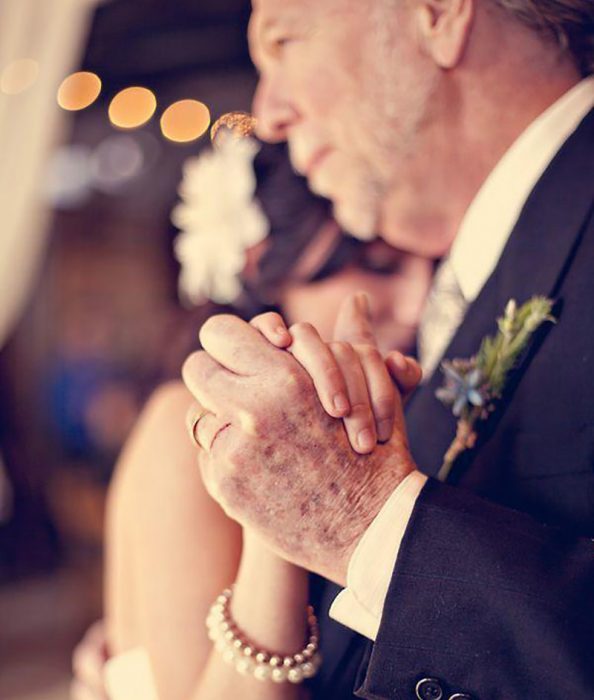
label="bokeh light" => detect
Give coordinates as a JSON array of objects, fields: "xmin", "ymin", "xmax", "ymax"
[
  {"xmin": 44, "ymin": 144, "xmax": 93, "ymax": 209},
  {"xmin": 108, "ymin": 87, "xmax": 157, "ymax": 130},
  {"xmin": 90, "ymin": 135, "xmax": 144, "ymax": 192},
  {"xmin": 0, "ymin": 58, "xmax": 39, "ymax": 95},
  {"xmin": 57, "ymin": 71, "xmax": 102, "ymax": 111},
  {"xmin": 160, "ymin": 99, "xmax": 211, "ymax": 143}
]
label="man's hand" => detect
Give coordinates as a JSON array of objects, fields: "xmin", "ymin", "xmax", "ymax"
[
  {"xmin": 182, "ymin": 298, "xmax": 418, "ymax": 584},
  {"xmin": 249, "ymin": 293, "xmax": 422, "ymax": 452}
]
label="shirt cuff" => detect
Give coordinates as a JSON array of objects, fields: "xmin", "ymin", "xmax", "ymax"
[{"xmin": 329, "ymin": 470, "xmax": 427, "ymax": 640}]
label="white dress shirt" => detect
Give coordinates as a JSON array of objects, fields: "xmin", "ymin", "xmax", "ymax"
[{"xmin": 330, "ymin": 76, "xmax": 594, "ymax": 642}]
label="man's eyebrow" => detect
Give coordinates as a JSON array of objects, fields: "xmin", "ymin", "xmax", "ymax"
[
  {"xmin": 248, "ymin": 16, "xmax": 286, "ymax": 69},
  {"xmin": 247, "ymin": 15, "xmax": 266, "ymax": 68},
  {"xmin": 257, "ymin": 11, "xmax": 305, "ymax": 42}
]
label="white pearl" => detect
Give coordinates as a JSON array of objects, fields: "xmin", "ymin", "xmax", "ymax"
[
  {"xmin": 288, "ymin": 667, "xmax": 304, "ymax": 684},
  {"xmin": 236, "ymin": 658, "xmax": 255, "ymax": 675},
  {"xmin": 253, "ymin": 664, "xmax": 271, "ymax": 681},
  {"xmin": 222, "ymin": 648, "xmax": 236, "ymax": 665},
  {"xmin": 271, "ymin": 667, "xmax": 288, "ymax": 683},
  {"xmin": 301, "ymin": 662, "xmax": 316, "ymax": 678}
]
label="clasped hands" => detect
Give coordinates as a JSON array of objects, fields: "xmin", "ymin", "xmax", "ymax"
[{"xmin": 182, "ymin": 293, "xmax": 420, "ymax": 585}]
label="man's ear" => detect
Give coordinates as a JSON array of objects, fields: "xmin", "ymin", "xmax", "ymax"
[{"xmin": 414, "ymin": 0, "xmax": 475, "ymax": 69}]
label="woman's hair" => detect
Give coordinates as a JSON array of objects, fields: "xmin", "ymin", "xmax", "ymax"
[
  {"xmin": 492, "ymin": 0, "xmax": 594, "ymax": 75},
  {"xmin": 163, "ymin": 140, "xmax": 380, "ymax": 378},
  {"xmin": 244, "ymin": 141, "xmax": 368, "ymax": 310}
]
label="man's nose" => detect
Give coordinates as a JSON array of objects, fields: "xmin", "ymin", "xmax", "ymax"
[{"xmin": 252, "ymin": 73, "xmax": 297, "ymax": 143}]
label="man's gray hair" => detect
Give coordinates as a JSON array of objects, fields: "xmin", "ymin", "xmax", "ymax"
[{"xmin": 492, "ymin": 0, "xmax": 594, "ymax": 75}]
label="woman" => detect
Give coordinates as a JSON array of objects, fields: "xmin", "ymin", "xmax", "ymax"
[{"xmin": 72, "ymin": 136, "xmax": 431, "ymax": 700}]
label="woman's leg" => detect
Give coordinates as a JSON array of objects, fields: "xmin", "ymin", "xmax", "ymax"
[{"xmin": 104, "ymin": 381, "xmax": 242, "ymax": 700}]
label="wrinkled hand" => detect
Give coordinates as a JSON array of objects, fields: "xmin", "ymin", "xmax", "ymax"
[
  {"xmin": 249, "ymin": 292, "xmax": 422, "ymax": 453},
  {"xmin": 182, "ymin": 295, "xmax": 419, "ymax": 584}
]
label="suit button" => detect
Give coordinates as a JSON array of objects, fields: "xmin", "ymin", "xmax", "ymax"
[
  {"xmin": 449, "ymin": 694, "xmax": 473, "ymax": 699},
  {"xmin": 416, "ymin": 678, "xmax": 444, "ymax": 700}
]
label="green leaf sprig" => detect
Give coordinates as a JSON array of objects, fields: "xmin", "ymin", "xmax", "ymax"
[{"xmin": 436, "ymin": 296, "xmax": 555, "ymax": 482}]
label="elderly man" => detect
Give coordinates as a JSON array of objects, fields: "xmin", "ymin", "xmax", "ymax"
[{"xmin": 183, "ymin": 0, "xmax": 594, "ymax": 698}]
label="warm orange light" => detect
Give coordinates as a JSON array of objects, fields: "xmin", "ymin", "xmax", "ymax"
[
  {"xmin": 1, "ymin": 59, "xmax": 39, "ymax": 95},
  {"xmin": 57, "ymin": 71, "xmax": 102, "ymax": 111},
  {"xmin": 160, "ymin": 100, "xmax": 211, "ymax": 143},
  {"xmin": 108, "ymin": 87, "xmax": 157, "ymax": 130}
]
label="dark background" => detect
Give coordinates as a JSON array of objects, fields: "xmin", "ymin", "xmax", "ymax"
[{"xmin": 0, "ymin": 2, "xmax": 255, "ymax": 696}]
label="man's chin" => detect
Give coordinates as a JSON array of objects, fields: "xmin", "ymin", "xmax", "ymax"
[
  {"xmin": 309, "ymin": 167, "xmax": 379, "ymax": 240},
  {"xmin": 332, "ymin": 198, "xmax": 377, "ymax": 241}
]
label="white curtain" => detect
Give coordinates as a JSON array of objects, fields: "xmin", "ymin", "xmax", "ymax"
[
  {"xmin": 0, "ymin": 0, "xmax": 104, "ymax": 350},
  {"xmin": 0, "ymin": 0, "xmax": 105, "ymax": 518}
]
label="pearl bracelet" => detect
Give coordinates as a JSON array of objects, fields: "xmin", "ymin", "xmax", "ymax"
[{"xmin": 206, "ymin": 588, "xmax": 322, "ymax": 684}]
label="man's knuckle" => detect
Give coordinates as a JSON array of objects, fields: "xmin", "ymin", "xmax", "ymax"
[
  {"xmin": 284, "ymin": 364, "xmax": 310, "ymax": 395},
  {"xmin": 249, "ymin": 412, "xmax": 268, "ymax": 438},
  {"xmin": 285, "ymin": 360, "xmax": 304, "ymax": 382},
  {"xmin": 200, "ymin": 313, "xmax": 235, "ymax": 336}
]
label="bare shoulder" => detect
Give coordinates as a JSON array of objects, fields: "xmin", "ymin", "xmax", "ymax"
[
  {"xmin": 106, "ymin": 376, "xmax": 243, "ymax": 555},
  {"xmin": 108, "ymin": 380, "xmax": 197, "ymax": 507},
  {"xmin": 141, "ymin": 379, "xmax": 195, "ymax": 429}
]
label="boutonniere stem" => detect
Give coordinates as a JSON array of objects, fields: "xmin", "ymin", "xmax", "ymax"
[{"xmin": 436, "ymin": 296, "xmax": 555, "ymax": 482}]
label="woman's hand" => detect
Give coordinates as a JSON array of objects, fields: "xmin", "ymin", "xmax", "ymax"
[
  {"xmin": 71, "ymin": 620, "xmax": 109, "ymax": 700},
  {"xmin": 249, "ymin": 292, "xmax": 422, "ymax": 454}
]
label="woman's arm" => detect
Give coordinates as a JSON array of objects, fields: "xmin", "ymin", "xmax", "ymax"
[
  {"xmin": 191, "ymin": 531, "xmax": 311, "ymax": 700},
  {"xmin": 105, "ymin": 381, "xmax": 243, "ymax": 700},
  {"xmin": 105, "ymin": 383, "xmax": 314, "ymax": 700}
]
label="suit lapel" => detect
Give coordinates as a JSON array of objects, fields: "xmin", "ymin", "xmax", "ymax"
[
  {"xmin": 318, "ymin": 106, "xmax": 594, "ymax": 690},
  {"xmin": 406, "ymin": 106, "xmax": 594, "ymax": 479}
]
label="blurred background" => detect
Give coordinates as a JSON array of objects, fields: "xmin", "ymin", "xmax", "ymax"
[{"xmin": 0, "ymin": 1, "xmax": 254, "ymax": 697}]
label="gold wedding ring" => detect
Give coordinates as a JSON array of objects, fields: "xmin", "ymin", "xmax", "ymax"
[{"xmin": 187, "ymin": 407, "xmax": 211, "ymax": 449}]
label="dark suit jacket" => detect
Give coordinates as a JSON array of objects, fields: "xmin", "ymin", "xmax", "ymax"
[{"xmin": 312, "ymin": 106, "xmax": 594, "ymax": 700}]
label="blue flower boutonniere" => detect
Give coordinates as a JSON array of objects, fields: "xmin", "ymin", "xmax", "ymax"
[{"xmin": 435, "ymin": 296, "xmax": 556, "ymax": 482}]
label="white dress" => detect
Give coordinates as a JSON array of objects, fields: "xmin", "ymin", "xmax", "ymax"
[{"xmin": 104, "ymin": 647, "xmax": 159, "ymax": 700}]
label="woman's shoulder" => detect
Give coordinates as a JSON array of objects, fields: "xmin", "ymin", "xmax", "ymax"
[
  {"xmin": 109, "ymin": 380, "xmax": 196, "ymax": 496},
  {"xmin": 144, "ymin": 380, "xmax": 194, "ymax": 419}
]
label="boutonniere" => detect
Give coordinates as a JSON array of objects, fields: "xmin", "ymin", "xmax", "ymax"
[{"xmin": 435, "ymin": 296, "xmax": 556, "ymax": 482}]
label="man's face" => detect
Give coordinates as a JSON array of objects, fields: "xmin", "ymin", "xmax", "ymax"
[{"xmin": 249, "ymin": 0, "xmax": 438, "ymax": 243}]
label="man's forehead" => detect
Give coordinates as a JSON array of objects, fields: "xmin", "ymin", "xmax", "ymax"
[{"xmin": 251, "ymin": 0, "xmax": 333, "ymax": 28}]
